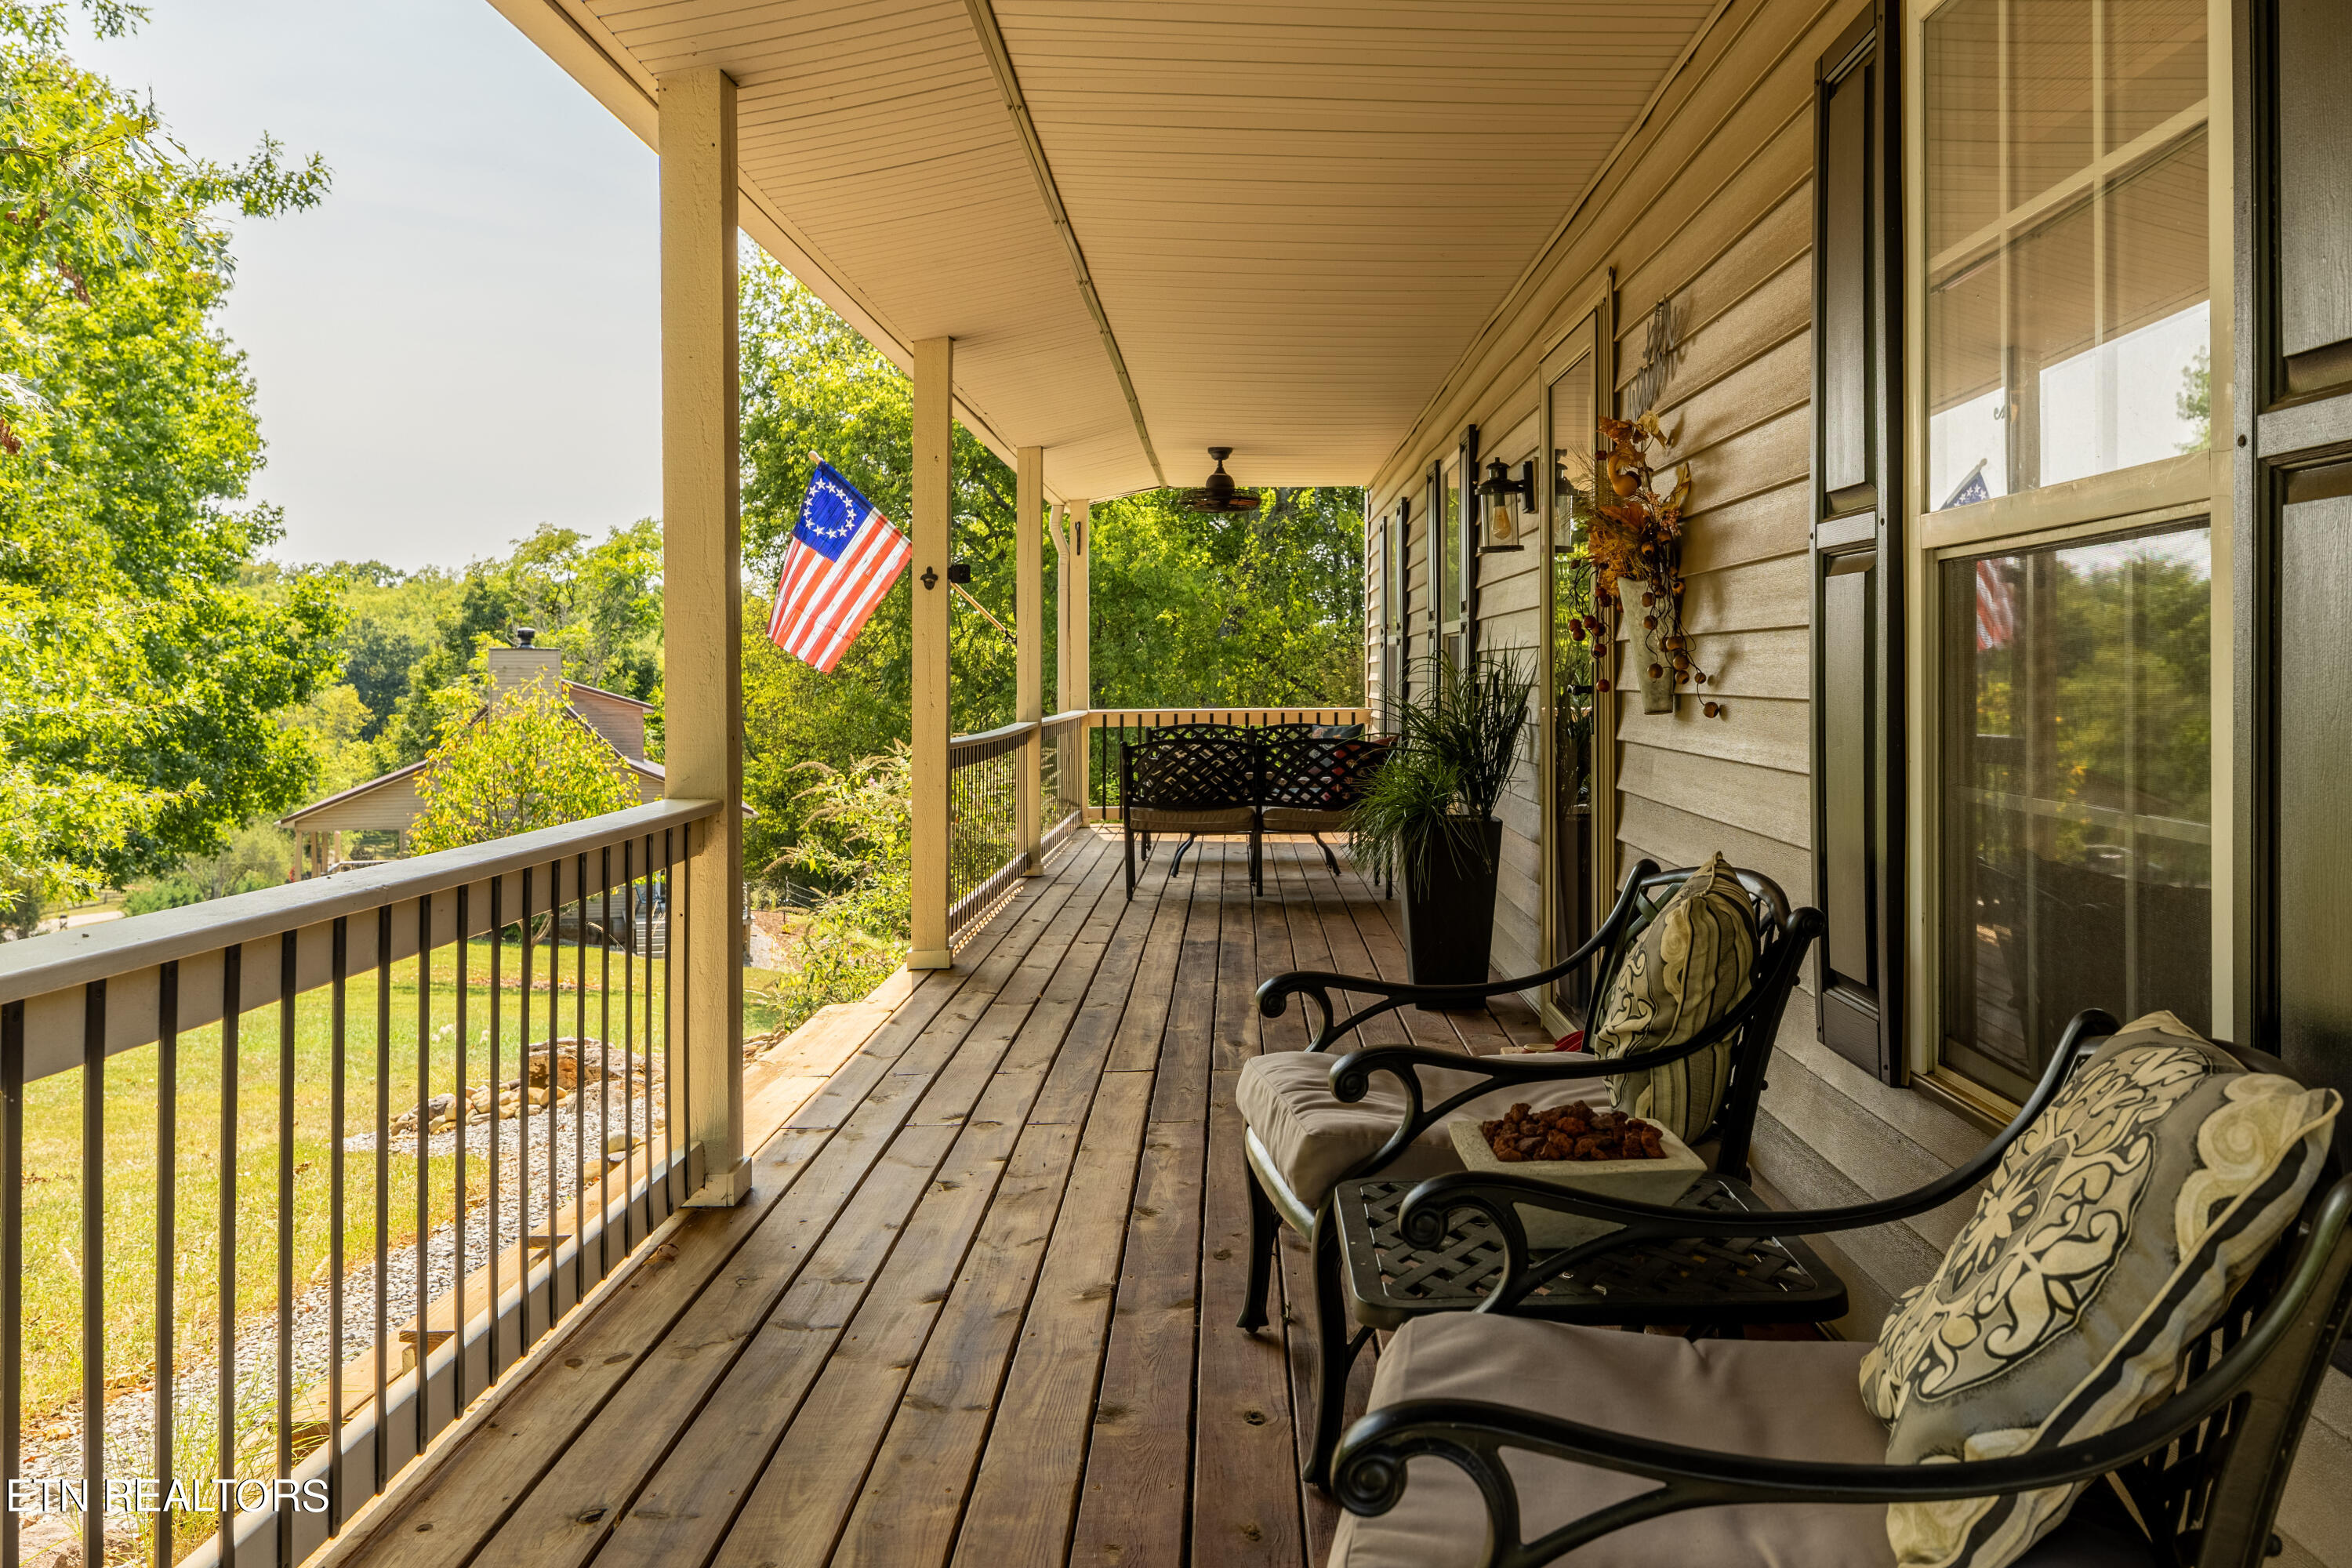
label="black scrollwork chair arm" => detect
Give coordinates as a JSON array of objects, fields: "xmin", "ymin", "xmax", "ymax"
[
  {"xmin": 1396, "ymin": 1007, "xmax": 2119, "ymax": 1253},
  {"xmin": 1252, "ymin": 860, "xmax": 1661, "ymax": 1051},
  {"xmin": 1330, "ymin": 956, "xmax": 1809, "ymax": 1195},
  {"xmin": 1334, "ymin": 1178, "xmax": 2352, "ymax": 1568}
]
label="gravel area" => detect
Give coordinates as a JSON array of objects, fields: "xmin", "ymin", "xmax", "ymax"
[{"xmin": 18, "ymin": 1065, "xmax": 669, "ymax": 1508}]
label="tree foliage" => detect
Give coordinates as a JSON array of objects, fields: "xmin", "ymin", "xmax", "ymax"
[
  {"xmin": 735, "ymin": 259, "xmax": 1366, "ymax": 888},
  {"xmin": 0, "ymin": 1, "xmax": 338, "ymax": 903},
  {"xmin": 374, "ymin": 520, "xmax": 665, "ymax": 769},
  {"xmin": 405, "ymin": 675, "xmax": 638, "ymax": 855}
]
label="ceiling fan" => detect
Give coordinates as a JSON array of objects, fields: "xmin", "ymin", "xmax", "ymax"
[{"xmin": 1181, "ymin": 447, "xmax": 1262, "ymax": 514}]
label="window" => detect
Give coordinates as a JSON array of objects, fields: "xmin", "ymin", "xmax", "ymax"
[
  {"xmin": 1439, "ymin": 457, "xmax": 1463, "ymax": 666},
  {"xmin": 1938, "ymin": 524, "xmax": 2212, "ymax": 1099},
  {"xmin": 1912, "ymin": 0, "xmax": 2223, "ymax": 1106},
  {"xmin": 1923, "ymin": 0, "xmax": 2211, "ymax": 510},
  {"xmin": 1547, "ymin": 329, "xmax": 1601, "ymax": 1018}
]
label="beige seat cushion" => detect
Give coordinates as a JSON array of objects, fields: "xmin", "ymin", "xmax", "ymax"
[
  {"xmin": 1129, "ymin": 804, "xmax": 1254, "ymax": 833},
  {"xmin": 1260, "ymin": 805, "xmax": 1353, "ymax": 833},
  {"xmin": 1330, "ymin": 1315, "xmax": 1893, "ymax": 1568},
  {"xmin": 1236, "ymin": 1049, "xmax": 1613, "ymax": 1210}
]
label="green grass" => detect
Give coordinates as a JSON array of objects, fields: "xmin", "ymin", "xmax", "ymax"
[{"xmin": 20, "ymin": 937, "xmax": 792, "ymax": 1432}]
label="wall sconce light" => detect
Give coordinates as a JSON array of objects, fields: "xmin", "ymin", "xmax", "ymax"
[{"xmin": 1478, "ymin": 459, "xmax": 1538, "ymax": 517}]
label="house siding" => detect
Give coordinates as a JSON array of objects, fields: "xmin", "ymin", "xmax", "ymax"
[{"xmin": 1359, "ymin": 0, "xmax": 2352, "ymax": 1554}]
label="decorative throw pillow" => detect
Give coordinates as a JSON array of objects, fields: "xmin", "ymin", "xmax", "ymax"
[
  {"xmin": 1858, "ymin": 1012, "xmax": 2340, "ymax": 1568},
  {"xmin": 1586, "ymin": 853, "xmax": 1756, "ymax": 1145}
]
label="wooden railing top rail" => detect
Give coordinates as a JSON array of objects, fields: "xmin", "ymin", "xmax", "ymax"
[
  {"xmin": 0, "ymin": 797, "xmax": 718, "ymax": 1080},
  {"xmin": 1085, "ymin": 706, "xmax": 1371, "ymax": 725}
]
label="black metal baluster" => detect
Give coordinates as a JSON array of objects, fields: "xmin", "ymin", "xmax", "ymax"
[
  {"xmin": 81, "ymin": 981, "xmax": 103, "ymax": 1568},
  {"xmin": 372, "ymin": 908, "xmax": 389, "ymax": 1495},
  {"xmin": 543, "ymin": 858, "xmax": 559, "ymax": 1333},
  {"xmin": 598, "ymin": 849, "xmax": 612, "ymax": 1277},
  {"xmin": 573, "ymin": 852, "xmax": 587, "ymax": 1301},
  {"xmin": 622, "ymin": 841, "xmax": 638, "ymax": 1247},
  {"xmin": 666, "ymin": 829, "xmax": 681, "ymax": 1206},
  {"xmin": 519, "ymin": 865, "xmax": 535, "ymax": 1347},
  {"xmin": 154, "ymin": 963, "xmax": 178, "ymax": 1568},
  {"xmin": 326, "ymin": 923, "xmax": 346, "ymax": 1531},
  {"xmin": 452, "ymin": 885, "xmax": 468, "ymax": 1411},
  {"xmin": 217, "ymin": 945, "xmax": 239, "ymax": 1567},
  {"xmin": 486, "ymin": 878, "xmax": 503, "ymax": 1379},
  {"xmin": 3, "ymin": 1000, "xmax": 22, "ymax": 1568},
  {"xmin": 276, "ymin": 933, "xmax": 295, "ymax": 1566},
  {"xmin": 415, "ymin": 895, "xmax": 431, "ymax": 1457}
]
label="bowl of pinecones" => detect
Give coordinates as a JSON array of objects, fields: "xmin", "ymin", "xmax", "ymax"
[{"xmin": 1446, "ymin": 1101, "xmax": 1705, "ymax": 1249}]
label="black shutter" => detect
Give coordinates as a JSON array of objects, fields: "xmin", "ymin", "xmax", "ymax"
[
  {"xmin": 1458, "ymin": 424, "xmax": 1482, "ymax": 672},
  {"xmin": 1810, "ymin": 2, "xmax": 1905, "ymax": 1083},
  {"xmin": 2241, "ymin": 0, "xmax": 2352, "ymax": 1185}
]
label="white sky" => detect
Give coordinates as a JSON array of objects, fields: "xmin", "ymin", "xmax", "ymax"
[{"xmin": 71, "ymin": 0, "xmax": 663, "ymax": 573}]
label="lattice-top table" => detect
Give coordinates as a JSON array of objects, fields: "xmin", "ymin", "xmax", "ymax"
[{"xmin": 1332, "ymin": 1173, "xmax": 1849, "ymax": 1332}]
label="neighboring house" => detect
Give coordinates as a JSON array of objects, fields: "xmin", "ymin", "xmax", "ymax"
[{"xmin": 279, "ymin": 637, "xmax": 663, "ymax": 876}]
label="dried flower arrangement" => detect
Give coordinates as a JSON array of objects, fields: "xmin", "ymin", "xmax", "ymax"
[{"xmin": 1568, "ymin": 411, "xmax": 1725, "ymax": 717}]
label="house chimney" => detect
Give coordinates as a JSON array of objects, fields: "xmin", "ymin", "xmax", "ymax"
[{"xmin": 486, "ymin": 633, "xmax": 564, "ymax": 713}]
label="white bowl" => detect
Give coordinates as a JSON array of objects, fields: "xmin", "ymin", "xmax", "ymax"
[{"xmin": 1446, "ymin": 1116, "xmax": 1705, "ymax": 1250}]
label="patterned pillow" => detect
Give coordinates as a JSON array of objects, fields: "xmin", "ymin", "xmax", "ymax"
[
  {"xmin": 1586, "ymin": 853, "xmax": 1757, "ymax": 1145},
  {"xmin": 1859, "ymin": 1012, "xmax": 2340, "ymax": 1568}
]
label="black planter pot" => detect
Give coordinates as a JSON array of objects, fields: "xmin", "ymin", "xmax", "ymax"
[{"xmin": 1398, "ymin": 818, "xmax": 1504, "ymax": 1000}]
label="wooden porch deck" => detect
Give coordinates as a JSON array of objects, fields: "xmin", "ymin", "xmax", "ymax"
[{"xmin": 321, "ymin": 828, "xmax": 1552, "ymax": 1568}]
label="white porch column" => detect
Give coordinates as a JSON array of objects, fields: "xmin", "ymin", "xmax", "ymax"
[
  {"xmin": 1015, "ymin": 445, "xmax": 1044, "ymax": 873},
  {"xmin": 1070, "ymin": 498, "xmax": 1091, "ymax": 710},
  {"xmin": 1069, "ymin": 498, "xmax": 1091, "ymax": 813},
  {"xmin": 659, "ymin": 67, "xmax": 747, "ymax": 1206},
  {"xmin": 909, "ymin": 337, "xmax": 954, "ymax": 968},
  {"xmin": 1053, "ymin": 501, "xmax": 1078, "ymax": 807}
]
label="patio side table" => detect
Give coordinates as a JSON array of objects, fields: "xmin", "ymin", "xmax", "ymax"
[{"xmin": 1331, "ymin": 1173, "xmax": 1849, "ymax": 1332}]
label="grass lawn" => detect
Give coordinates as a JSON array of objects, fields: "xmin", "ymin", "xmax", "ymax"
[{"xmin": 20, "ymin": 936, "xmax": 793, "ymax": 1428}]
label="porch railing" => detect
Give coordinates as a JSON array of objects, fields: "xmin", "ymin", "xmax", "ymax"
[
  {"xmin": 0, "ymin": 799, "xmax": 717, "ymax": 1568},
  {"xmin": 946, "ymin": 710, "xmax": 1086, "ymax": 943},
  {"xmin": 1082, "ymin": 706, "xmax": 1374, "ymax": 818}
]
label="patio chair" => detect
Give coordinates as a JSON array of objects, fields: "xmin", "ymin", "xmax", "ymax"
[
  {"xmin": 1120, "ymin": 729, "xmax": 1261, "ymax": 898},
  {"xmin": 1331, "ymin": 1012, "xmax": 2352, "ymax": 1568},
  {"xmin": 1239, "ymin": 857, "xmax": 1825, "ymax": 1484},
  {"xmin": 1256, "ymin": 727, "xmax": 1395, "ymax": 877}
]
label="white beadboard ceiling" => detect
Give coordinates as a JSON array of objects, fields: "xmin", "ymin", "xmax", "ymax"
[{"xmin": 491, "ymin": 0, "xmax": 1722, "ymax": 500}]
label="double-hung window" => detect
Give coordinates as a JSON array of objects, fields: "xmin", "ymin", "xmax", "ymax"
[{"xmin": 1911, "ymin": 0, "xmax": 2226, "ymax": 1105}]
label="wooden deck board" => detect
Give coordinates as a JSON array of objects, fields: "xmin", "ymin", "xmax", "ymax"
[{"xmin": 325, "ymin": 833, "xmax": 1563, "ymax": 1568}]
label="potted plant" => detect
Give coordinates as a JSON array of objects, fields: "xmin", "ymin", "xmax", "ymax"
[{"xmin": 1352, "ymin": 652, "xmax": 1534, "ymax": 992}]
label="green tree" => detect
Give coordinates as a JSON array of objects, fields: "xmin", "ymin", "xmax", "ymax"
[
  {"xmin": 0, "ymin": 1, "xmax": 337, "ymax": 902},
  {"xmin": 378, "ymin": 521, "xmax": 665, "ymax": 768},
  {"xmin": 733, "ymin": 260, "xmax": 1367, "ymax": 890},
  {"xmin": 406, "ymin": 675, "xmax": 639, "ymax": 855}
]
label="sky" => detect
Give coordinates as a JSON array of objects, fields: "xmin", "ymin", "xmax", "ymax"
[{"xmin": 71, "ymin": 0, "xmax": 664, "ymax": 573}]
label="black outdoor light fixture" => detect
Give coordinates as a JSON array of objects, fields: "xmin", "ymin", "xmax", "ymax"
[{"xmin": 1477, "ymin": 458, "xmax": 1538, "ymax": 517}]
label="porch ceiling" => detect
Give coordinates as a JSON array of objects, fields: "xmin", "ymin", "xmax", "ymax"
[{"xmin": 493, "ymin": 0, "xmax": 1722, "ymax": 499}]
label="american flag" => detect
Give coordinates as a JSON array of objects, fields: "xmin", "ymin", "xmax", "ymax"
[
  {"xmin": 768, "ymin": 460, "xmax": 913, "ymax": 672},
  {"xmin": 1976, "ymin": 558, "xmax": 2016, "ymax": 651}
]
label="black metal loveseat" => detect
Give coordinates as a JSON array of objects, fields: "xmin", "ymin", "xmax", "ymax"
[
  {"xmin": 1329, "ymin": 1011, "xmax": 2352, "ymax": 1568},
  {"xmin": 1241, "ymin": 859, "xmax": 1827, "ymax": 1485},
  {"xmin": 1120, "ymin": 722, "xmax": 1393, "ymax": 898}
]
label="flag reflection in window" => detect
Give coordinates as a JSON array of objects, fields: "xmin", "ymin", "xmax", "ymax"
[{"xmin": 1940, "ymin": 524, "xmax": 2212, "ymax": 1098}]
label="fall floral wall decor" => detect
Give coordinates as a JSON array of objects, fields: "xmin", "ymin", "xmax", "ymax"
[{"xmin": 1587, "ymin": 412, "xmax": 1726, "ymax": 720}]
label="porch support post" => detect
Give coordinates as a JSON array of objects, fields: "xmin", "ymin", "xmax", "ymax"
[
  {"xmin": 659, "ymin": 66, "xmax": 747, "ymax": 1205},
  {"xmin": 909, "ymin": 336, "xmax": 954, "ymax": 968},
  {"xmin": 1071, "ymin": 498, "xmax": 1091, "ymax": 712},
  {"xmin": 1069, "ymin": 499, "xmax": 1091, "ymax": 815},
  {"xmin": 1015, "ymin": 445, "xmax": 1044, "ymax": 873},
  {"xmin": 1054, "ymin": 501, "xmax": 1080, "ymax": 807}
]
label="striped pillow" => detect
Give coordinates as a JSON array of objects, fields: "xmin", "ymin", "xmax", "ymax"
[
  {"xmin": 1588, "ymin": 854, "xmax": 1757, "ymax": 1145},
  {"xmin": 1860, "ymin": 1013, "xmax": 2339, "ymax": 1568}
]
